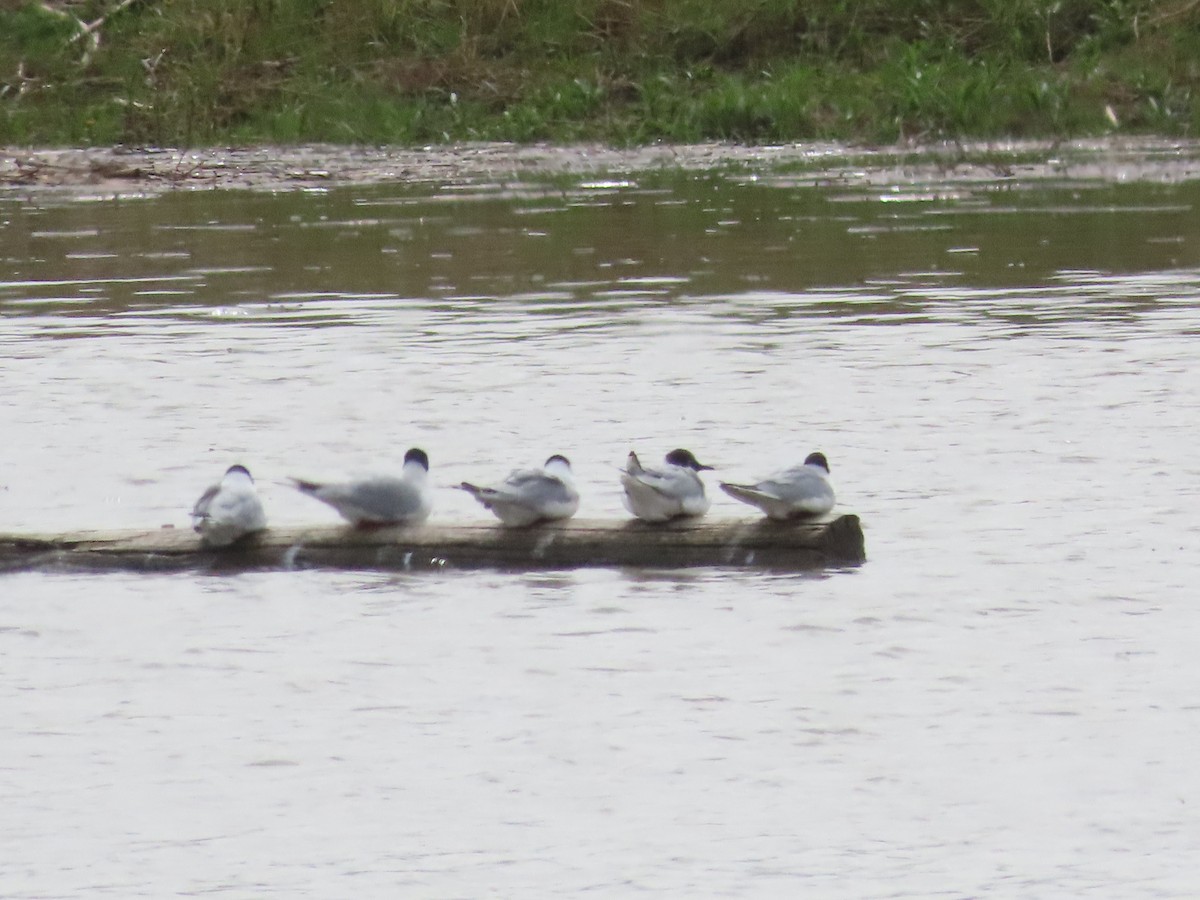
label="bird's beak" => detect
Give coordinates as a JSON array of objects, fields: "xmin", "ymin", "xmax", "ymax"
[{"xmin": 697, "ymin": 463, "xmax": 715, "ymax": 471}]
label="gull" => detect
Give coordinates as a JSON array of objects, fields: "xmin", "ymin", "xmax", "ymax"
[
  {"xmin": 191, "ymin": 464, "xmax": 268, "ymax": 547},
  {"xmin": 719, "ymin": 451, "xmax": 835, "ymax": 520},
  {"xmin": 460, "ymin": 454, "xmax": 579, "ymax": 526},
  {"xmin": 291, "ymin": 447, "xmax": 432, "ymax": 527},
  {"xmin": 620, "ymin": 448, "xmax": 713, "ymax": 523}
]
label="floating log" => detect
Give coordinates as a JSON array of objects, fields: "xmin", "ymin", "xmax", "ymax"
[{"xmin": 0, "ymin": 514, "xmax": 865, "ymax": 574}]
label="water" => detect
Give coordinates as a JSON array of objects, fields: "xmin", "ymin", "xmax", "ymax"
[{"xmin": 2, "ymin": 146, "xmax": 1199, "ymax": 897}]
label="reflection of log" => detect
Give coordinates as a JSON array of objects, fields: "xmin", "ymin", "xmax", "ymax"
[{"xmin": 0, "ymin": 514, "xmax": 865, "ymax": 573}]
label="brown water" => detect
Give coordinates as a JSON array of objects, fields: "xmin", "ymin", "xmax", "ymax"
[{"xmin": 1, "ymin": 147, "xmax": 1199, "ymax": 897}]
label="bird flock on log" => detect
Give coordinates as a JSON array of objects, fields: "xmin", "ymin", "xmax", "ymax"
[{"xmin": 191, "ymin": 448, "xmax": 836, "ymax": 548}]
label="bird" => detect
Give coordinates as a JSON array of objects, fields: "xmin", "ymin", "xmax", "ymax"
[
  {"xmin": 719, "ymin": 451, "xmax": 835, "ymax": 520},
  {"xmin": 459, "ymin": 454, "xmax": 580, "ymax": 526},
  {"xmin": 290, "ymin": 447, "xmax": 432, "ymax": 527},
  {"xmin": 620, "ymin": 448, "xmax": 713, "ymax": 523},
  {"xmin": 191, "ymin": 464, "xmax": 268, "ymax": 548}
]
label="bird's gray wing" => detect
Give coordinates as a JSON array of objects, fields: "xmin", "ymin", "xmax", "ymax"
[
  {"xmin": 761, "ymin": 467, "xmax": 828, "ymax": 502},
  {"xmin": 503, "ymin": 471, "xmax": 577, "ymax": 507},
  {"xmin": 753, "ymin": 467, "xmax": 796, "ymax": 498},
  {"xmin": 328, "ymin": 476, "xmax": 421, "ymax": 519},
  {"xmin": 191, "ymin": 483, "xmax": 220, "ymax": 519},
  {"xmin": 635, "ymin": 466, "xmax": 700, "ymax": 500}
]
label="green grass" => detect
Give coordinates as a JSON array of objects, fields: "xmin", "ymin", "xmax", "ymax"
[{"xmin": 1, "ymin": 0, "xmax": 1197, "ymax": 145}]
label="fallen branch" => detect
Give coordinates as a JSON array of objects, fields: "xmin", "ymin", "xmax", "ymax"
[
  {"xmin": 1148, "ymin": 0, "xmax": 1200, "ymax": 26},
  {"xmin": 0, "ymin": 515, "xmax": 868, "ymax": 573},
  {"xmin": 68, "ymin": 0, "xmax": 145, "ymax": 45},
  {"xmin": 38, "ymin": 0, "xmax": 148, "ymax": 65}
]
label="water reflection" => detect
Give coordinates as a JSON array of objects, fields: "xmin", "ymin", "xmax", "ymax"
[{"xmin": 3, "ymin": 172, "xmax": 1196, "ymax": 327}]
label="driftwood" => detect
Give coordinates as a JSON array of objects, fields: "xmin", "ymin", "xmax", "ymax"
[{"xmin": 0, "ymin": 515, "xmax": 865, "ymax": 574}]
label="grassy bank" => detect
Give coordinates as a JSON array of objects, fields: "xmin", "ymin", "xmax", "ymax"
[{"xmin": 2, "ymin": 0, "xmax": 1198, "ymax": 146}]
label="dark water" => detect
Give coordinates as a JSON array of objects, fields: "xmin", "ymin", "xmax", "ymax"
[{"xmin": 1, "ymin": 153, "xmax": 1198, "ymax": 897}]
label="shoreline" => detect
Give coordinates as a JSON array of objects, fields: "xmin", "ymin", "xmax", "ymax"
[{"xmin": 3, "ymin": 137, "xmax": 1200, "ymax": 195}]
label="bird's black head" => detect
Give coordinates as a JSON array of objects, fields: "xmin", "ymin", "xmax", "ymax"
[
  {"xmin": 404, "ymin": 448, "xmax": 430, "ymax": 470},
  {"xmin": 665, "ymin": 448, "xmax": 713, "ymax": 471},
  {"xmin": 226, "ymin": 464, "xmax": 253, "ymax": 481},
  {"xmin": 804, "ymin": 451, "xmax": 830, "ymax": 472},
  {"xmin": 545, "ymin": 454, "xmax": 571, "ymax": 468}
]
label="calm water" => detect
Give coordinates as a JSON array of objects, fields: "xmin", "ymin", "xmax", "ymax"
[{"xmin": 2, "ymin": 148, "xmax": 1199, "ymax": 897}]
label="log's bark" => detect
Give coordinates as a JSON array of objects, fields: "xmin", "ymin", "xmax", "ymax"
[{"xmin": 0, "ymin": 514, "xmax": 865, "ymax": 573}]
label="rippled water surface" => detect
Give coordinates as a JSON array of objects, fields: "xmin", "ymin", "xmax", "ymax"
[{"xmin": 2, "ymin": 152, "xmax": 1199, "ymax": 897}]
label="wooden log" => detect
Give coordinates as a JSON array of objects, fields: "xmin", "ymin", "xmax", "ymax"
[{"xmin": 0, "ymin": 514, "xmax": 865, "ymax": 574}]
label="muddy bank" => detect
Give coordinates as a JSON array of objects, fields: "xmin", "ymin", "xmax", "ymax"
[{"xmin": 3, "ymin": 139, "xmax": 1200, "ymax": 195}]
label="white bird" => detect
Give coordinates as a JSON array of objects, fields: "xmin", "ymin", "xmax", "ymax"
[
  {"xmin": 620, "ymin": 448, "xmax": 712, "ymax": 523},
  {"xmin": 291, "ymin": 447, "xmax": 432, "ymax": 527},
  {"xmin": 191, "ymin": 464, "xmax": 268, "ymax": 548},
  {"xmin": 719, "ymin": 451, "xmax": 835, "ymax": 520},
  {"xmin": 460, "ymin": 454, "xmax": 580, "ymax": 526}
]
